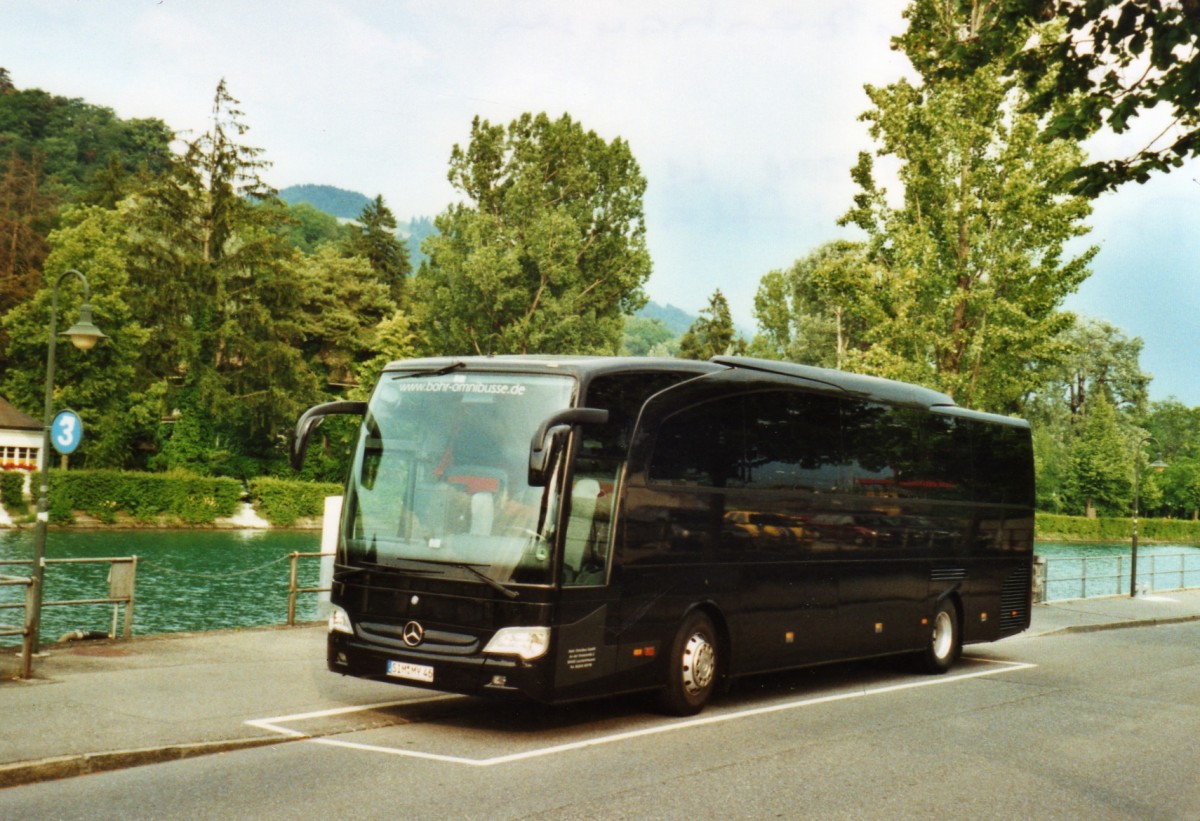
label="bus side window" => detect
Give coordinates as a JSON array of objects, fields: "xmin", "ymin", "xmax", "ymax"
[
  {"xmin": 743, "ymin": 391, "xmax": 842, "ymax": 492},
  {"xmin": 648, "ymin": 397, "xmax": 745, "ymax": 488}
]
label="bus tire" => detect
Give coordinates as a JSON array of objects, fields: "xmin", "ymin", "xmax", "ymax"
[
  {"xmin": 919, "ymin": 599, "xmax": 960, "ymax": 674},
  {"xmin": 658, "ymin": 611, "xmax": 719, "ymax": 716}
]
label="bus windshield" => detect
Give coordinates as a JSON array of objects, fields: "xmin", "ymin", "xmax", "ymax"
[{"xmin": 343, "ymin": 369, "xmax": 576, "ymax": 588}]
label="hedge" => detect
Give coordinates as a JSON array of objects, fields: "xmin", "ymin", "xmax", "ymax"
[
  {"xmin": 47, "ymin": 469, "xmax": 243, "ymax": 525},
  {"xmin": 1, "ymin": 471, "xmax": 25, "ymax": 512},
  {"xmin": 249, "ymin": 477, "xmax": 342, "ymax": 527},
  {"xmin": 1037, "ymin": 513, "xmax": 1200, "ymax": 544}
]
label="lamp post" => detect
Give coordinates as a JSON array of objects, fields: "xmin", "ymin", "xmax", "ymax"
[
  {"xmin": 1129, "ymin": 434, "xmax": 1168, "ymax": 598},
  {"xmin": 25, "ymin": 269, "xmax": 106, "ymax": 666}
]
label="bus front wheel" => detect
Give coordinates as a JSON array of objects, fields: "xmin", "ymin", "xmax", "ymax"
[
  {"xmin": 919, "ymin": 599, "xmax": 960, "ymax": 674},
  {"xmin": 659, "ymin": 611, "xmax": 719, "ymax": 716}
]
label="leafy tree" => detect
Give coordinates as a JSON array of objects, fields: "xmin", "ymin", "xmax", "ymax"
[
  {"xmin": 0, "ymin": 69, "xmax": 172, "ymax": 202},
  {"xmin": 346, "ymin": 194, "xmax": 410, "ymax": 305},
  {"xmin": 1159, "ymin": 457, "xmax": 1200, "ymax": 521},
  {"xmin": 621, "ymin": 315, "xmax": 675, "ymax": 357},
  {"xmin": 895, "ymin": 1, "xmax": 1200, "ymax": 194},
  {"xmin": 125, "ymin": 80, "xmax": 318, "ymax": 474},
  {"xmin": 1144, "ymin": 399, "xmax": 1200, "ymax": 462},
  {"xmin": 295, "ymin": 245, "xmax": 395, "ymax": 389},
  {"xmin": 416, "ymin": 112, "xmax": 651, "ymax": 356},
  {"xmin": 1028, "ymin": 317, "xmax": 1150, "ymax": 420},
  {"xmin": 1, "ymin": 204, "xmax": 157, "ymax": 468},
  {"xmin": 0, "ymin": 152, "xmax": 55, "ymax": 324},
  {"xmin": 842, "ymin": 9, "xmax": 1096, "ymax": 412},
  {"xmin": 678, "ymin": 289, "xmax": 744, "ymax": 361},
  {"xmin": 277, "ymin": 201, "xmax": 348, "ymax": 254},
  {"xmin": 751, "ymin": 241, "xmax": 883, "ymax": 368},
  {"xmin": 1065, "ymin": 393, "xmax": 1131, "ymax": 517}
]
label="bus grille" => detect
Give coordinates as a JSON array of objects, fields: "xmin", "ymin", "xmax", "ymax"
[
  {"xmin": 931, "ymin": 567, "xmax": 966, "ymax": 583},
  {"xmin": 999, "ymin": 568, "xmax": 1031, "ymax": 633}
]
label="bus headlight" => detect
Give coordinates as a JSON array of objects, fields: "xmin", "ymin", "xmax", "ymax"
[
  {"xmin": 328, "ymin": 605, "xmax": 354, "ymax": 635},
  {"xmin": 483, "ymin": 626, "xmax": 550, "ymax": 660}
]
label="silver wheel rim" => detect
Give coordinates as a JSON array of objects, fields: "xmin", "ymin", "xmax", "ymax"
[
  {"xmin": 932, "ymin": 609, "xmax": 954, "ymax": 660},
  {"xmin": 681, "ymin": 630, "xmax": 715, "ymax": 696}
]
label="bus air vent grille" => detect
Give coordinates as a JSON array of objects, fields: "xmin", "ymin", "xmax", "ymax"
[{"xmin": 998, "ymin": 569, "xmax": 1030, "ymax": 633}]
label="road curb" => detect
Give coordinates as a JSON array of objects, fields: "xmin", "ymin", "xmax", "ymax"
[
  {"xmin": 1032, "ymin": 613, "xmax": 1200, "ymax": 638},
  {"xmin": 0, "ymin": 736, "xmax": 293, "ymax": 790}
]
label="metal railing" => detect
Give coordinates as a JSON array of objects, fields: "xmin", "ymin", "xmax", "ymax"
[
  {"xmin": 1038, "ymin": 552, "xmax": 1200, "ymax": 602},
  {"xmin": 286, "ymin": 551, "xmax": 333, "ymax": 626},
  {"xmin": 0, "ymin": 556, "xmax": 137, "ymax": 679}
]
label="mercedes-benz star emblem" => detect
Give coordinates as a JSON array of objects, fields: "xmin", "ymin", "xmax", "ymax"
[{"xmin": 402, "ymin": 621, "xmax": 425, "ymax": 647}]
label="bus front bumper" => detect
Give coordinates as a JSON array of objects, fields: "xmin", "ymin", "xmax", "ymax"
[{"xmin": 327, "ymin": 632, "xmax": 549, "ymax": 701}]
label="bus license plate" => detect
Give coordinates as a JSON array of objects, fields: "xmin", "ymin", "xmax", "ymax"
[{"xmin": 387, "ymin": 660, "xmax": 434, "ymax": 683}]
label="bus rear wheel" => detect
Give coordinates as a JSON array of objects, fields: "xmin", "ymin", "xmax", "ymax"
[
  {"xmin": 659, "ymin": 611, "xmax": 719, "ymax": 716},
  {"xmin": 919, "ymin": 599, "xmax": 960, "ymax": 674}
]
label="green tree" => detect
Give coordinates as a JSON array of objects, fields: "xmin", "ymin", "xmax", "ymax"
[
  {"xmin": 894, "ymin": 2, "xmax": 1200, "ymax": 194},
  {"xmin": 751, "ymin": 241, "xmax": 883, "ymax": 368},
  {"xmin": 621, "ymin": 315, "xmax": 675, "ymax": 357},
  {"xmin": 296, "ymin": 245, "xmax": 395, "ymax": 390},
  {"xmin": 842, "ymin": 9, "xmax": 1095, "ymax": 412},
  {"xmin": 678, "ymin": 289, "xmax": 744, "ymax": 361},
  {"xmin": 1, "ymin": 203, "xmax": 157, "ymax": 468},
  {"xmin": 346, "ymin": 194, "xmax": 410, "ymax": 305},
  {"xmin": 278, "ymin": 201, "xmax": 348, "ymax": 254},
  {"xmin": 416, "ymin": 112, "xmax": 651, "ymax": 356},
  {"xmin": 1065, "ymin": 394, "xmax": 1131, "ymax": 518},
  {"xmin": 1027, "ymin": 317, "xmax": 1150, "ymax": 422},
  {"xmin": 126, "ymin": 80, "xmax": 317, "ymax": 474},
  {"xmin": 0, "ymin": 152, "xmax": 55, "ymax": 328}
]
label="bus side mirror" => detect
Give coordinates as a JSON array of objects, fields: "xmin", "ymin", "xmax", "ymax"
[
  {"xmin": 528, "ymin": 408, "xmax": 609, "ymax": 486},
  {"xmin": 291, "ymin": 400, "xmax": 368, "ymax": 471}
]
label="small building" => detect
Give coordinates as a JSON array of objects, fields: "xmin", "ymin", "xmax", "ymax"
[{"xmin": 0, "ymin": 396, "xmax": 42, "ymax": 498}]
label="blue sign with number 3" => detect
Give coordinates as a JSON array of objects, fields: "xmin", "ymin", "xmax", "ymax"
[{"xmin": 52, "ymin": 410, "xmax": 83, "ymax": 455}]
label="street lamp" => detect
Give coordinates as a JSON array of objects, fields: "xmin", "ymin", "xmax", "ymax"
[
  {"xmin": 1130, "ymin": 434, "xmax": 1168, "ymax": 598},
  {"xmin": 24, "ymin": 269, "xmax": 106, "ymax": 672}
]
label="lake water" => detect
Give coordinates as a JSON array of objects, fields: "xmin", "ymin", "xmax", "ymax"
[
  {"xmin": 1037, "ymin": 542, "xmax": 1200, "ymax": 601},
  {"xmin": 0, "ymin": 529, "xmax": 323, "ymax": 646},
  {"xmin": 2, "ymin": 529, "xmax": 1199, "ymax": 643}
]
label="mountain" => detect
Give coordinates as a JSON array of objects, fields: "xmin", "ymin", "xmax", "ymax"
[
  {"xmin": 636, "ymin": 302, "xmax": 696, "ymax": 336},
  {"xmin": 279, "ymin": 184, "xmax": 371, "ymax": 220}
]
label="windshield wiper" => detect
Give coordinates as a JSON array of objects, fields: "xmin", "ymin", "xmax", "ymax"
[
  {"xmin": 392, "ymin": 361, "xmax": 465, "ymax": 380},
  {"xmin": 336, "ymin": 560, "xmax": 441, "ymax": 581},
  {"xmin": 396, "ymin": 557, "xmax": 520, "ymax": 599}
]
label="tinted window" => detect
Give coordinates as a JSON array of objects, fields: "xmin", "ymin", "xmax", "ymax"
[
  {"xmin": 743, "ymin": 392, "xmax": 843, "ymax": 491},
  {"xmin": 970, "ymin": 421, "xmax": 1034, "ymax": 505},
  {"xmin": 916, "ymin": 413, "xmax": 971, "ymax": 501},
  {"xmin": 842, "ymin": 401, "xmax": 910, "ymax": 497},
  {"xmin": 649, "ymin": 396, "xmax": 744, "ymax": 488}
]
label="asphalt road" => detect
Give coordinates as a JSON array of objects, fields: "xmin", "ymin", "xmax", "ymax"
[{"xmin": 4, "ymin": 622, "xmax": 1198, "ymax": 820}]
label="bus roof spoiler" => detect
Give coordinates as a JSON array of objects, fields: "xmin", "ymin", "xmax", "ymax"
[{"xmin": 291, "ymin": 400, "xmax": 367, "ymax": 471}]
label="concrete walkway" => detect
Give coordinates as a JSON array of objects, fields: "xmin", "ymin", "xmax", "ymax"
[{"xmin": 4, "ymin": 589, "xmax": 1200, "ymax": 789}]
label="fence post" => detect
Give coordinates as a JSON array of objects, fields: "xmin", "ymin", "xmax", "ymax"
[
  {"xmin": 20, "ymin": 577, "xmax": 35, "ymax": 679},
  {"xmin": 1032, "ymin": 556, "xmax": 1046, "ymax": 604},
  {"xmin": 287, "ymin": 552, "xmax": 299, "ymax": 626},
  {"xmin": 124, "ymin": 557, "xmax": 137, "ymax": 639}
]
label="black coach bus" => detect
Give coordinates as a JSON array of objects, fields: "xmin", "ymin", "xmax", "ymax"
[{"xmin": 292, "ymin": 355, "xmax": 1034, "ymax": 715}]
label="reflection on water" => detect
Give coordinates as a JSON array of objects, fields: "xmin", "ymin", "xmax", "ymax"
[{"xmin": 0, "ymin": 529, "xmax": 322, "ymax": 645}]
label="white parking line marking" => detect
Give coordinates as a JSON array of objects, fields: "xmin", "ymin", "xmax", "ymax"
[
  {"xmin": 244, "ymin": 694, "xmax": 458, "ymax": 737},
  {"xmin": 247, "ymin": 658, "xmax": 1036, "ymax": 767}
]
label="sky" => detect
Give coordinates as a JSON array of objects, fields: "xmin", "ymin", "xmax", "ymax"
[{"xmin": 3, "ymin": 1, "xmax": 1197, "ymax": 405}]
